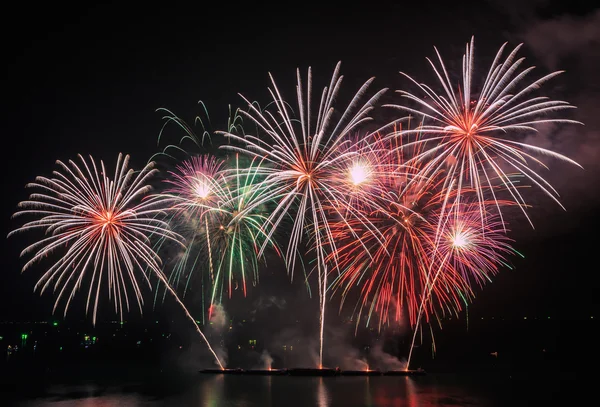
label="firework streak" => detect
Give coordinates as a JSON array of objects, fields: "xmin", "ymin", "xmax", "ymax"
[
  {"xmin": 219, "ymin": 62, "xmax": 388, "ymax": 367},
  {"xmin": 9, "ymin": 153, "xmax": 224, "ymax": 369},
  {"xmin": 384, "ymin": 37, "xmax": 581, "ymax": 230},
  {"xmin": 159, "ymin": 153, "xmax": 280, "ymax": 316},
  {"xmin": 8, "ymin": 37, "xmax": 583, "ymax": 370}
]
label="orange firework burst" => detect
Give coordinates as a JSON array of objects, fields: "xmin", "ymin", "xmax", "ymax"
[
  {"xmin": 8, "ymin": 153, "xmax": 224, "ymax": 368},
  {"xmin": 385, "ymin": 36, "xmax": 582, "ymax": 228},
  {"xmin": 219, "ymin": 62, "xmax": 388, "ymax": 368}
]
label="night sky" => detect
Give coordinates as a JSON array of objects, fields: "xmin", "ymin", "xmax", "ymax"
[{"xmin": 2, "ymin": 1, "xmax": 599, "ymax": 325}]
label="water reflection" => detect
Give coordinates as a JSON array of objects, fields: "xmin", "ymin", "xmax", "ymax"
[
  {"xmin": 15, "ymin": 374, "xmax": 501, "ymax": 407},
  {"xmin": 19, "ymin": 391, "xmax": 143, "ymax": 407},
  {"xmin": 200, "ymin": 374, "xmax": 224, "ymax": 407},
  {"xmin": 405, "ymin": 377, "xmax": 419, "ymax": 407},
  {"xmin": 267, "ymin": 376, "xmax": 273, "ymax": 406},
  {"xmin": 316, "ymin": 378, "xmax": 330, "ymax": 407},
  {"xmin": 45, "ymin": 396, "xmax": 141, "ymax": 407}
]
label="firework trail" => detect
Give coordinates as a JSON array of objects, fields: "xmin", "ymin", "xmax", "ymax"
[
  {"xmin": 149, "ymin": 104, "xmax": 247, "ymax": 324},
  {"xmin": 406, "ymin": 197, "xmax": 520, "ymax": 369},
  {"xmin": 326, "ymin": 129, "xmax": 477, "ymax": 330},
  {"xmin": 328, "ymin": 132, "xmax": 450, "ymax": 331},
  {"xmin": 160, "ymin": 153, "xmax": 280, "ymax": 318},
  {"xmin": 8, "ymin": 153, "xmax": 224, "ymax": 369},
  {"xmin": 385, "ymin": 36, "xmax": 582, "ymax": 229},
  {"xmin": 151, "ymin": 103, "xmax": 247, "ymax": 163},
  {"xmin": 159, "ymin": 154, "xmax": 225, "ymax": 299},
  {"xmin": 219, "ymin": 62, "xmax": 388, "ymax": 367}
]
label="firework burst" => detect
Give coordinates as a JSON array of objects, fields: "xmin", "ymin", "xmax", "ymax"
[
  {"xmin": 148, "ymin": 103, "xmax": 248, "ymax": 322},
  {"xmin": 434, "ymin": 202, "xmax": 518, "ymax": 289},
  {"xmin": 219, "ymin": 62, "xmax": 388, "ymax": 367},
  {"xmin": 407, "ymin": 198, "xmax": 521, "ymax": 368},
  {"xmin": 203, "ymin": 154, "xmax": 280, "ymax": 307},
  {"xmin": 8, "ymin": 153, "xmax": 224, "ymax": 369},
  {"xmin": 385, "ymin": 36, "xmax": 582, "ymax": 228},
  {"xmin": 159, "ymin": 153, "xmax": 279, "ymax": 319},
  {"xmin": 327, "ymin": 133, "xmax": 404, "ymax": 213},
  {"xmin": 158, "ymin": 154, "xmax": 225, "ymax": 300},
  {"xmin": 327, "ymin": 126, "xmax": 520, "ymax": 366},
  {"xmin": 328, "ymin": 132, "xmax": 450, "ymax": 331}
]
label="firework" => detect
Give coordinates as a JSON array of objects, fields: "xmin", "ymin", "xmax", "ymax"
[
  {"xmin": 432, "ymin": 202, "xmax": 518, "ymax": 289},
  {"xmin": 160, "ymin": 153, "xmax": 279, "ymax": 318},
  {"xmin": 328, "ymin": 125, "xmax": 520, "ymax": 362},
  {"xmin": 327, "ymin": 132, "xmax": 403, "ymax": 213},
  {"xmin": 406, "ymin": 198, "xmax": 520, "ymax": 368},
  {"xmin": 328, "ymin": 131, "xmax": 453, "ymax": 331},
  {"xmin": 203, "ymin": 154, "xmax": 280, "ymax": 307},
  {"xmin": 148, "ymin": 103, "xmax": 247, "ymax": 322},
  {"xmin": 219, "ymin": 62, "xmax": 388, "ymax": 367},
  {"xmin": 385, "ymin": 36, "xmax": 582, "ymax": 228},
  {"xmin": 158, "ymin": 154, "xmax": 225, "ymax": 302},
  {"xmin": 164, "ymin": 155, "xmax": 224, "ymax": 213},
  {"xmin": 8, "ymin": 153, "xmax": 224, "ymax": 369}
]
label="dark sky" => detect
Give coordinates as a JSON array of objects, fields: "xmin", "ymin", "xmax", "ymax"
[{"xmin": 2, "ymin": 1, "xmax": 599, "ymax": 324}]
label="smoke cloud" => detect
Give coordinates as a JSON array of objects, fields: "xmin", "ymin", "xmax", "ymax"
[
  {"xmin": 207, "ymin": 303, "xmax": 230, "ymax": 368},
  {"xmin": 368, "ymin": 340, "xmax": 407, "ymax": 371},
  {"xmin": 475, "ymin": 2, "xmax": 600, "ymax": 238},
  {"xmin": 323, "ymin": 325, "xmax": 369, "ymax": 370},
  {"xmin": 258, "ymin": 349, "xmax": 273, "ymax": 370},
  {"xmin": 266, "ymin": 327, "xmax": 320, "ymax": 368}
]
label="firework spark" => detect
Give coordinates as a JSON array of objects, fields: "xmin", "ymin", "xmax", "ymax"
[
  {"xmin": 349, "ymin": 162, "xmax": 370, "ymax": 186},
  {"xmin": 406, "ymin": 198, "xmax": 520, "ymax": 369},
  {"xmin": 159, "ymin": 154, "xmax": 225, "ymax": 299},
  {"xmin": 385, "ymin": 36, "xmax": 582, "ymax": 228},
  {"xmin": 8, "ymin": 153, "xmax": 224, "ymax": 369},
  {"xmin": 160, "ymin": 154, "xmax": 279, "ymax": 317},
  {"xmin": 219, "ymin": 62, "xmax": 388, "ymax": 367},
  {"xmin": 328, "ymin": 132, "xmax": 451, "ymax": 331}
]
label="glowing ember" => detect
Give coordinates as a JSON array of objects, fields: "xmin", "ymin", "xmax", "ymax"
[
  {"xmin": 98, "ymin": 210, "xmax": 116, "ymax": 226},
  {"xmin": 193, "ymin": 178, "xmax": 211, "ymax": 199},
  {"xmin": 452, "ymin": 231, "xmax": 470, "ymax": 248},
  {"xmin": 349, "ymin": 162, "xmax": 370, "ymax": 185}
]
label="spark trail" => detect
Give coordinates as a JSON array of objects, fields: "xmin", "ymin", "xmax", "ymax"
[{"xmin": 9, "ymin": 153, "xmax": 224, "ymax": 369}]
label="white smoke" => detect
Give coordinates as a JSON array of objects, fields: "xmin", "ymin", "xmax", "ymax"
[
  {"xmin": 208, "ymin": 303, "xmax": 229, "ymax": 368},
  {"xmin": 259, "ymin": 349, "xmax": 273, "ymax": 370},
  {"xmin": 369, "ymin": 340, "xmax": 407, "ymax": 371}
]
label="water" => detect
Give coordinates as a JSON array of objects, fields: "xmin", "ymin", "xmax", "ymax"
[
  {"xmin": 2, "ymin": 317, "xmax": 594, "ymax": 406},
  {"xmin": 4, "ymin": 370, "xmax": 576, "ymax": 406}
]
